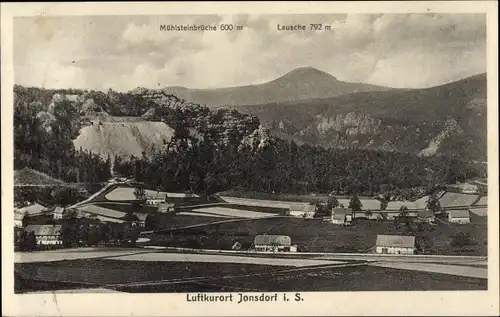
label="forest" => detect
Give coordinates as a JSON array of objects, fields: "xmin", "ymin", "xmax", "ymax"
[{"xmin": 14, "ymin": 85, "xmax": 486, "ymax": 200}]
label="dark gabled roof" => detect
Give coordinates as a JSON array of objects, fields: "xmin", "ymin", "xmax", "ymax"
[
  {"xmin": 376, "ymin": 234, "xmax": 415, "ymax": 248},
  {"xmin": 254, "ymin": 235, "xmax": 291, "ymax": 246}
]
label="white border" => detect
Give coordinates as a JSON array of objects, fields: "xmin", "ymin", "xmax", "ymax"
[{"xmin": 2, "ymin": 2, "xmax": 499, "ymax": 316}]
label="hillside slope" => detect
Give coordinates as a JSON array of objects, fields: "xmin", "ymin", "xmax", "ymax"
[
  {"xmin": 145, "ymin": 67, "xmax": 392, "ymax": 108},
  {"xmin": 73, "ymin": 120, "xmax": 175, "ymax": 159},
  {"xmin": 233, "ymin": 73, "xmax": 487, "ymax": 160}
]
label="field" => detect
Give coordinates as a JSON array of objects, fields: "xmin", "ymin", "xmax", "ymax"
[
  {"xmin": 147, "ymin": 215, "xmax": 488, "ymax": 255},
  {"xmin": 15, "ymin": 255, "xmax": 487, "ymax": 293},
  {"xmin": 184, "ymin": 207, "xmax": 279, "ymax": 218}
]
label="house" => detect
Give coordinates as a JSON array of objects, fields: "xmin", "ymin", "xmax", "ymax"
[
  {"xmin": 331, "ymin": 208, "xmax": 351, "ymax": 225},
  {"xmin": 375, "ymin": 234, "xmax": 415, "ymax": 255},
  {"xmin": 417, "ymin": 209, "xmax": 435, "ymax": 224},
  {"xmin": 24, "ymin": 224, "xmax": 63, "ymax": 245},
  {"xmin": 253, "ymin": 235, "xmax": 294, "ymax": 252},
  {"xmin": 448, "ymin": 210, "xmax": 471, "ymax": 224},
  {"xmin": 158, "ymin": 202, "xmax": 176, "ymax": 213},
  {"xmin": 17, "ymin": 203, "xmax": 49, "ymax": 217},
  {"xmin": 52, "ymin": 206, "xmax": 65, "ymax": 220},
  {"xmin": 145, "ymin": 191, "xmax": 168, "ymax": 205},
  {"xmin": 288, "ymin": 203, "xmax": 316, "ymax": 218},
  {"xmin": 133, "ymin": 213, "xmax": 148, "ymax": 228},
  {"xmin": 14, "ymin": 212, "xmax": 25, "ymax": 228}
]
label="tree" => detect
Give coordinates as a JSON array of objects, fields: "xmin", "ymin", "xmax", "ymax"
[
  {"xmin": 399, "ymin": 205, "xmax": 409, "ymax": 217},
  {"xmin": 426, "ymin": 193, "xmax": 441, "ymax": 213},
  {"xmin": 380, "ymin": 198, "xmax": 388, "ymax": 211},
  {"xmin": 133, "ymin": 187, "xmax": 146, "ymax": 200},
  {"xmin": 87, "ymin": 225, "xmax": 99, "ymax": 246},
  {"xmin": 450, "ymin": 232, "xmax": 475, "ymax": 248},
  {"xmin": 21, "ymin": 212, "xmax": 29, "ymax": 227},
  {"xmin": 63, "ymin": 208, "xmax": 78, "ymax": 220},
  {"xmin": 124, "ymin": 211, "xmax": 139, "ymax": 223},
  {"xmin": 145, "ymin": 213, "xmax": 158, "ymax": 230},
  {"xmin": 348, "ymin": 195, "xmax": 362, "ymax": 220},
  {"xmin": 327, "ymin": 195, "xmax": 339, "ymax": 210},
  {"xmin": 27, "ymin": 231, "xmax": 37, "ymax": 251}
]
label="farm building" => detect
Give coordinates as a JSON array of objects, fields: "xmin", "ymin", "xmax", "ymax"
[
  {"xmin": 14, "ymin": 212, "xmax": 25, "ymax": 228},
  {"xmin": 52, "ymin": 207, "xmax": 66, "ymax": 220},
  {"xmin": 158, "ymin": 202, "xmax": 176, "ymax": 213},
  {"xmin": 24, "ymin": 224, "xmax": 63, "ymax": 245},
  {"xmin": 253, "ymin": 235, "xmax": 295, "ymax": 252},
  {"xmin": 330, "ymin": 208, "xmax": 352, "ymax": 225},
  {"xmin": 145, "ymin": 190, "xmax": 167, "ymax": 205},
  {"xmin": 448, "ymin": 183, "xmax": 479, "ymax": 194},
  {"xmin": 133, "ymin": 213, "xmax": 148, "ymax": 228},
  {"xmin": 16, "ymin": 203, "xmax": 49, "ymax": 217},
  {"xmin": 288, "ymin": 203, "xmax": 316, "ymax": 218},
  {"xmin": 375, "ymin": 234, "xmax": 415, "ymax": 255},
  {"xmin": 448, "ymin": 210, "xmax": 471, "ymax": 224},
  {"xmin": 417, "ymin": 209, "xmax": 435, "ymax": 224}
]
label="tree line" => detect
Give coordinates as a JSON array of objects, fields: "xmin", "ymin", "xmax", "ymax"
[
  {"xmin": 14, "ymin": 85, "xmax": 485, "ymax": 201},
  {"xmin": 113, "ymin": 132, "xmax": 482, "ymax": 198}
]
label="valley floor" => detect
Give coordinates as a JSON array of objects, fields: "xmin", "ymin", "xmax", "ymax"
[{"xmin": 15, "ymin": 248, "xmax": 487, "ymax": 294}]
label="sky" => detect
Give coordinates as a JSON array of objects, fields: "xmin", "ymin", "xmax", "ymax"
[{"xmin": 14, "ymin": 13, "xmax": 486, "ymax": 91}]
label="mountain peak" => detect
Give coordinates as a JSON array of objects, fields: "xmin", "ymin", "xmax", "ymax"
[{"xmin": 277, "ymin": 67, "xmax": 339, "ymax": 82}]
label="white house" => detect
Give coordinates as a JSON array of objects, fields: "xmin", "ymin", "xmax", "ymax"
[
  {"xmin": 24, "ymin": 224, "xmax": 63, "ymax": 245},
  {"xmin": 158, "ymin": 202, "xmax": 176, "ymax": 213},
  {"xmin": 375, "ymin": 234, "xmax": 415, "ymax": 255},
  {"xmin": 448, "ymin": 210, "xmax": 471, "ymax": 224},
  {"xmin": 253, "ymin": 235, "xmax": 293, "ymax": 252},
  {"xmin": 52, "ymin": 206, "xmax": 65, "ymax": 220}
]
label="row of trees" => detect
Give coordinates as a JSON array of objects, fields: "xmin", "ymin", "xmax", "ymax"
[{"xmin": 112, "ymin": 132, "xmax": 482, "ymax": 197}]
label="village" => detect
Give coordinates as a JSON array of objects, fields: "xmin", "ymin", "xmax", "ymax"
[{"xmin": 13, "ymin": 168, "xmax": 488, "ymax": 256}]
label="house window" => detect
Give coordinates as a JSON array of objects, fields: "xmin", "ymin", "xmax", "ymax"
[{"xmin": 382, "ymin": 248, "xmax": 388, "ymax": 254}]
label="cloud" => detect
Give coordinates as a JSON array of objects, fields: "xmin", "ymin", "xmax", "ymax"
[{"xmin": 14, "ymin": 14, "xmax": 486, "ymax": 91}]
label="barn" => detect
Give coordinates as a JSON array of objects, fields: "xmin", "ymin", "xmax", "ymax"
[
  {"xmin": 375, "ymin": 234, "xmax": 415, "ymax": 255},
  {"xmin": 253, "ymin": 235, "xmax": 295, "ymax": 252},
  {"xmin": 448, "ymin": 210, "xmax": 471, "ymax": 224},
  {"xmin": 24, "ymin": 224, "xmax": 63, "ymax": 245}
]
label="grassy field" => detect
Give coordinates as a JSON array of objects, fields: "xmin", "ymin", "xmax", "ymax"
[
  {"xmin": 15, "ymin": 259, "xmax": 486, "ymax": 293},
  {"xmin": 148, "ymin": 215, "xmax": 487, "ymax": 255},
  {"xmin": 15, "ymin": 259, "xmax": 286, "ymax": 293}
]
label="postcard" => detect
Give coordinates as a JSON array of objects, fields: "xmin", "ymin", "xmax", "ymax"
[{"xmin": 2, "ymin": 1, "xmax": 499, "ymax": 316}]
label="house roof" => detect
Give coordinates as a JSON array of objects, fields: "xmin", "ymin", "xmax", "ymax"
[
  {"xmin": 332, "ymin": 208, "xmax": 346, "ymax": 220},
  {"xmin": 158, "ymin": 202, "xmax": 176, "ymax": 212},
  {"xmin": 448, "ymin": 210, "xmax": 470, "ymax": 218},
  {"xmin": 53, "ymin": 207, "xmax": 65, "ymax": 215},
  {"xmin": 14, "ymin": 212, "xmax": 25, "ymax": 221},
  {"xmin": 133, "ymin": 213, "xmax": 148, "ymax": 222},
  {"xmin": 376, "ymin": 235, "xmax": 415, "ymax": 248},
  {"xmin": 17, "ymin": 203, "xmax": 49, "ymax": 216},
  {"xmin": 144, "ymin": 190, "xmax": 167, "ymax": 200},
  {"xmin": 25, "ymin": 224, "xmax": 62, "ymax": 236},
  {"xmin": 254, "ymin": 235, "xmax": 291, "ymax": 246}
]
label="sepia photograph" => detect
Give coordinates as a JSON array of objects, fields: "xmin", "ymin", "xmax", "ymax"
[{"xmin": 2, "ymin": 2, "xmax": 499, "ymax": 316}]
